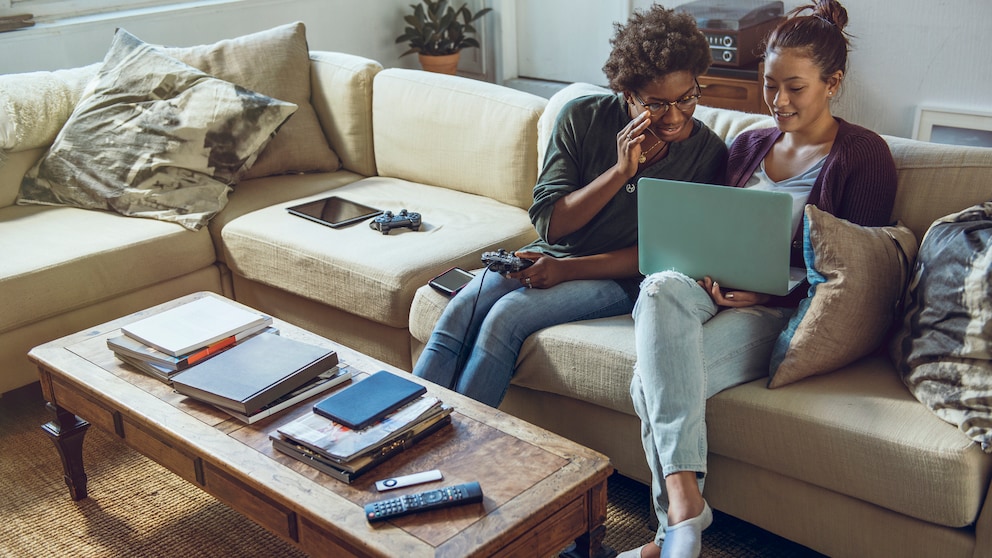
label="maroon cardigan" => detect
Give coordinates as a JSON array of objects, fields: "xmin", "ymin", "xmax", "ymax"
[
  {"xmin": 727, "ymin": 118, "xmax": 897, "ymax": 228},
  {"xmin": 726, "ymin": 118, "xmax": 898, "ymax": 304}
]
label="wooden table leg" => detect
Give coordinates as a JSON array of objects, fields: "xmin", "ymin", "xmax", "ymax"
[
  {"xmin": 41, "ymin": 402, "xmax": 91, "ymax": 501},
  {"xmin": 560, "ymin": 480, "xmax": 616, "ymax": 558}
]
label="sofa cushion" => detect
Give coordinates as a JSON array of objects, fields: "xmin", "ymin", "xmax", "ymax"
[
  {"xmin": 0, "ymin": 204, "xmax": 216, "ymax": 334},
  {"xmin": 768, "ymin": 205, "xmax": 918, "ymax": 388},
  {"xmin": 412, "ymin": 280, "xmax": 992, "ymax": 527},
  {"xmin": 893, "ymin": 202, "xmax": 992, "ymax": 453},
  {"xmin": 163, "ymin": 22, "xmax": 340, "ymax": 180},
  {"xmin": 410, "ymin": 286, "xmax": 637, "ymax": 415},
  {"xmin": 17, "ymin": 29, "xmax": 297, "ymax": 231},
  {"xmin": 221, "ymin": 177, "xmax": 538, "ymax": 329},
  {"xmin": 708, "ymin": 356, "xmax": 992, "ymax": 528},
  {"xmin": 371, "ymin": 69, "xmax": 546, "ymax": 211},
  {"xmin": 885, "ymin": 135, "xmax": 992, "ymax": 241}
]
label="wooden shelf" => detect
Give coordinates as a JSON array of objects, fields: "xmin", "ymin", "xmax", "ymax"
[{"xmin": 698, "ymin": 63, "xmax": 767, "ymax": 115}]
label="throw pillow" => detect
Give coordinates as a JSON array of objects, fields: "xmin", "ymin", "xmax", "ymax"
[
  {"xmin": 162, "ymin": 22, "xmax": 340, "ymax": 179},
  {"xmin": 891, "ymin": 202, "xmax": 992, "ymax": 452},
  {"xmin": 767, "ymin": 204, "xmax": 918, "ymax": 388},
  {"xmin": 16, "ymin": 29, "xmax": 297, "ymax": 230}
]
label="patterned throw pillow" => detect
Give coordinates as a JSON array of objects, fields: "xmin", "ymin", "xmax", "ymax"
[
  {"xmin": 16, "ymin": 29, "xmax": 297, "ymax": 230},
  {"xmin": 768, "ymin": 205, "xmax": 918, "ymax": 388},
  {"xmin": 891, "ymin": 202, "xmax": 992, "ymax": 452}
]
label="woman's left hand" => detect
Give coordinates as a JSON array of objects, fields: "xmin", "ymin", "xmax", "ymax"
[
  {"xmin": 698, "ymin": 276, "xmax": 770, "ymax": 308},
  {"xmin": 508, "ymin": 251, "xmax": 562, "ymax": 290}
]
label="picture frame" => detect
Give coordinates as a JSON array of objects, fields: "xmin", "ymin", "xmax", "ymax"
[{"xmin": 913, "ymin": 106, "xmax": 992, "ymax": 148}]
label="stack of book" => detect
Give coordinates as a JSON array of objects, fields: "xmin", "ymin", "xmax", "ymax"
[
  {"xmin": 108, "ymin": 296, "xmax": 345, "ymax": 423},
  {"xmin": 271, "ymin": 371, "xmax": 452, "ymax": 483}
]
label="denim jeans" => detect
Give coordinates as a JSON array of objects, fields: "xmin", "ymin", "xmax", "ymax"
[
  {"xmin": 414, "ymin": 269, "xmax": 634, "ymax": 408},
  {"xmin": 630, "ymin": 271, "xmax": 791, "ymax": 542}
]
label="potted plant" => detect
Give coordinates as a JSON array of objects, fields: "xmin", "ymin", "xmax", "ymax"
[{"xmin": 395, "ymin": 0, "xmax": 493, "ymax": 75}]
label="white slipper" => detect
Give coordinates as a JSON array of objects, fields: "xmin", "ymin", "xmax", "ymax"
[
  {"xmin": 660, "ymin": 501, "xmax": 713, "ymax": 558},
  {"xmin": 616, "ymin": 543, "xmax": 649, "ymax": 558}
]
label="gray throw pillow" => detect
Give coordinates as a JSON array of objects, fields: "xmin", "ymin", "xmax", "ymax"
[
  {"xmin": 891, "ymin": 202, "xmax": 992, "ymax": 452},
  {"xmin": 16, "ymin": 29, "xmax": 297, "ymax": 230}
]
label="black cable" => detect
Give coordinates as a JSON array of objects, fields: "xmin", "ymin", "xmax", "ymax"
[{"xmin": 447, "ymin": 266, "xmax": 495, "ymax": 391}]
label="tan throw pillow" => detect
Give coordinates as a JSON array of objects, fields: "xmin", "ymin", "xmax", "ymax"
[
  {"xmin": 163, "ymin": 22, "xmax": 340, "ymax": 179},
  {"xmin": 16, "ymin": 29, "xmax": 297, "ymax": 230},
  {"xmin": 767, "ymin": 205, "xmax": 918, "ymax": 388}
]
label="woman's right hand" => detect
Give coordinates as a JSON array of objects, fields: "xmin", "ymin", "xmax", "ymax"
[
  {"xmin": 698, "ymin": 276, "xmax": 770, "ymax": 308},
  {"xmin": 616, "ymin": 110, "xmax": 651, "ymax": 178}
]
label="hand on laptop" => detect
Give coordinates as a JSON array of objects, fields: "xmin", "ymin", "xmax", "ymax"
[{"xmin": 698, "ymin": 277, "xmax": 770, "ymax": 308}]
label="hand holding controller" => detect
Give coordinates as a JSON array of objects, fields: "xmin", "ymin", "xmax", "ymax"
[
  {"xmin": 370, "ymin": 209, "xmax": 422, "ymax": 234},
  {"xmin": 481, "ymin": 249, "xmax": 534, "ymax": 274}
]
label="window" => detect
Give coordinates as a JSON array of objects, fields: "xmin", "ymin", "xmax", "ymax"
[{"xmin": 2, "ymin": 0, "xmax": 204, "ymax": 22}]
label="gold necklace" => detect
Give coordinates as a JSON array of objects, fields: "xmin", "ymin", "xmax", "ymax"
[{"xmin": 639, "ymin": 129, "xmax": 667, "ymax": 164}]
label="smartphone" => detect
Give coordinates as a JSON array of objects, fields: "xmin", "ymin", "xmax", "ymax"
[{"xmin": 428, "ymin": 267, "xmax": 475, "ymax": 296}]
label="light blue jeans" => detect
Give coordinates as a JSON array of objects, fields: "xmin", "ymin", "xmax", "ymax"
[
  {"xmin": 630, "ymin": 271, "xmax": 791, "ymax": 543},
  {"xmin": 414, "ymin": 269, "xmax": 634, "ymax": 408}
]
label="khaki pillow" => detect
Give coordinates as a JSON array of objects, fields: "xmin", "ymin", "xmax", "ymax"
[
  {"xmin": 767, "ymin": 205, "xmax": 918, "ymax": 388},
  {"xmin": 163, "ymin": 22, "xmax": 340, "ymax": 179}
]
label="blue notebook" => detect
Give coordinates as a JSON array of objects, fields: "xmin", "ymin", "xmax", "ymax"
[{"xmin": 312, "ymin": 370, "xmax": 427, "ymax": 430}]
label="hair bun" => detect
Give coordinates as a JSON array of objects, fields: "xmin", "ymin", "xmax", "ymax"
[{"xmin": 811, "ymin": 0, "xmax": 849, "ymax": 32}]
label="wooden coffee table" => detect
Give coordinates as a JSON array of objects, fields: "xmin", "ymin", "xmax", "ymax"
[{"xmin": 29, "ymin": 292, "xmax": 615, "ymax": 558}]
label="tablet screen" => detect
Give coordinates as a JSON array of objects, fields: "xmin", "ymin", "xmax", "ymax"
[{"xmin": 286, "ymin": 196, "xmax": 383, "ymax": 228}]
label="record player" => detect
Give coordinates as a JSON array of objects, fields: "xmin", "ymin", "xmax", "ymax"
[{"xmin": 678, "ymin": 0, "xmax": 784, "ymax": 67}]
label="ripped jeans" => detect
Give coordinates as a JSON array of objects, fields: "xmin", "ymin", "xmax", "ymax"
[{"xmin": 629, "ymin": 271, "xmax": 791, "ymax": 542}]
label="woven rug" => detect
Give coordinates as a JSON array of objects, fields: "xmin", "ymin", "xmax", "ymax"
[{"xmin": 0, "ymin": 383, "xmax": 822, "ymax": 557}]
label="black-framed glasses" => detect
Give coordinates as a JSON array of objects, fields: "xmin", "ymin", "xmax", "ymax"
[{"xmin": 633, "ymin": 81, "xmax": 702, "ymax": 115}]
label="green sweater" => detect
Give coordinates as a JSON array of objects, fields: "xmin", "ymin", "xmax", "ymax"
[{"xmin": 521, "ymin": 93, "xmax": 728, "ymax": 259}]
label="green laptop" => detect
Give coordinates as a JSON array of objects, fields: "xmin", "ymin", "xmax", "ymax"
[{"xmin": 636, "ymin": 177, "xmax": 804, "ymax": 296}]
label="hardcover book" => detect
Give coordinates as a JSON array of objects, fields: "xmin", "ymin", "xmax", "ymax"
[
  {"xmin": 121, "ymin": 296, "xmax": 272, "ymax": 357},
  {"xmin": 278, "ymin": 395, "xmax": 443, "ymax": 462},
  {"xmin": 312, "ymin": 370, "xmax": 427, "ymax": 430},
  {"xmin": 170, "ymin": 332, "xmax": 338, "ymax": 414},
  {"xmin": 218, "ymin": 367, "xmax": 352, "ymax": 424},
  {"xmin": 270, "ymin": 408, "xmax": 453, "ymax": 483},
  {"xmin": 114, "ymin": 352, "xmax": 177, "ymax": 383},
  {"xmin": 107, "ymin": 325, "xmax": 277, "ymax": 372}
]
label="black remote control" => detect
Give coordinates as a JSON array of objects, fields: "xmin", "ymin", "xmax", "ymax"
[{"xmin": 364, "ymin": 481, "xmax": 483, "ymax": 522}]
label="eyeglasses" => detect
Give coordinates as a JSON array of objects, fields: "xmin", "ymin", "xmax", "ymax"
[{"xmin": 633, "ymin": 81, "xmax": 702, "ymax": 115}]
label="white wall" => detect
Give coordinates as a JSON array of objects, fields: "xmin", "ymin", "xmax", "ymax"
[
  {"xmin": 1, "ymin": 0, "xmax": 988, "ymax": 139},
  {"xmin": 514, "ymin": 0, "xmax": 992, "ymax": 139},
  {"xmin": 0, "ymin": 0, "xmax": 458, "ymax": 74}
]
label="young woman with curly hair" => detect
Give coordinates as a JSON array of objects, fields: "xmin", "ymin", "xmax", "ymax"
[
  {"xmin": 412, "ymin": 6, "xmax": 726, "ymax": 407},
  {"xmin": 623, "ymin": 1, "xmax": 897, "ymax": 557}
]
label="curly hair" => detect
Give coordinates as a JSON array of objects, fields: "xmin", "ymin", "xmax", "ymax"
[{"xmin": 602, "ymin": 5, "xmax": 711, "ymax": 93}]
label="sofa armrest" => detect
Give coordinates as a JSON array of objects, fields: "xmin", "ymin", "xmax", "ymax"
[{"xmin": 308, "ymin": 51, "xmax": 383, "ymax": 178}]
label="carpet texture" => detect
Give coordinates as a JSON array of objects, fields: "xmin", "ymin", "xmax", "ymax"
[{"xmin": 1, "ymin": 383, "xmax": 822, "ymax": 557}]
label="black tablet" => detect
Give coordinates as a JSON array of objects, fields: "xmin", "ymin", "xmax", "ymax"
[{"xmin": 286, "ymin": 195, "xmax": 383, "ymax": 228}]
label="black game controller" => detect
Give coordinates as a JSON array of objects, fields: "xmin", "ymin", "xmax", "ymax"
[
  {"xmin": 370, "ymin": 209, "xmax": 422, "ymax": 234},
  {"xmin": 481, "ymin": 249, "xmax": 534, "ymax": 273}
]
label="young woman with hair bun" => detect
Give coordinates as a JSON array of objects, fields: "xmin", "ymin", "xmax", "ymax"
[{"xmin": 621, "ymin": 1, "xmax": 897, "ymax": 557}]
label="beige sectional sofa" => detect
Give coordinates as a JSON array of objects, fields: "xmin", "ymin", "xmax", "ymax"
[{"xmin": 3, "ymin": 46, "xmax": 992, "ymax": 558}]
